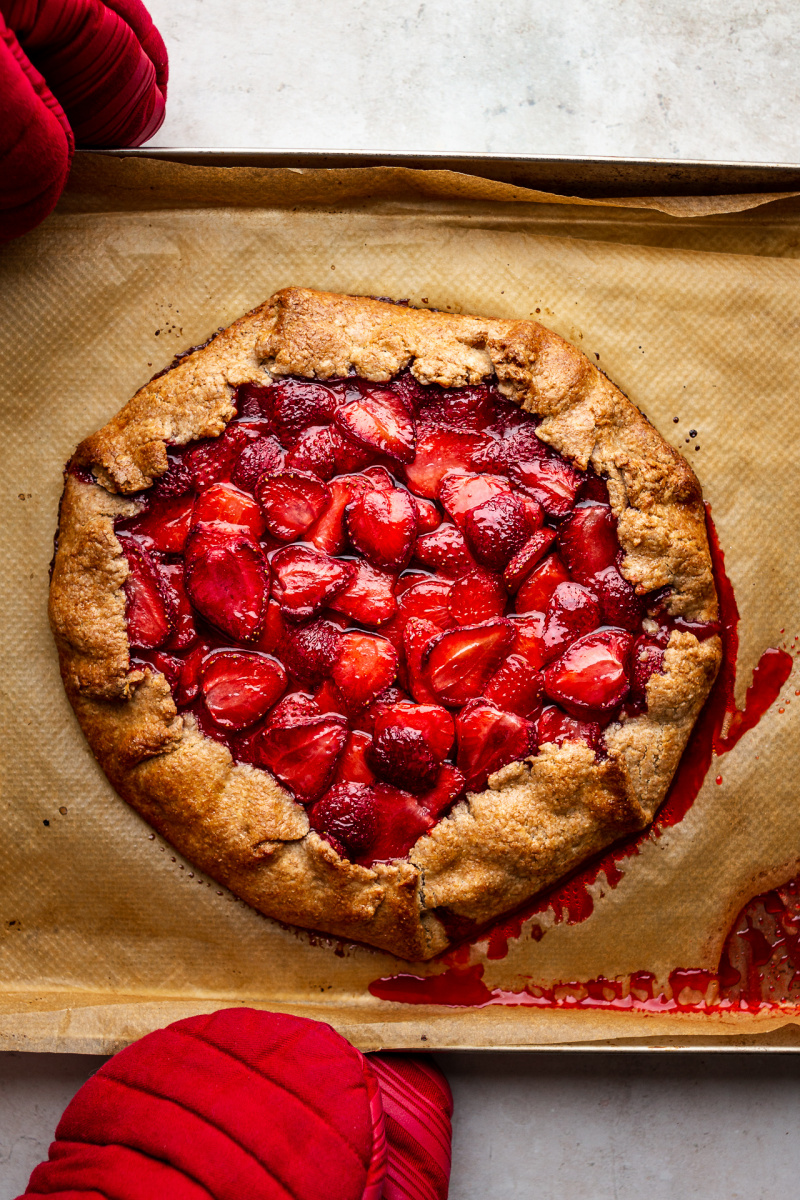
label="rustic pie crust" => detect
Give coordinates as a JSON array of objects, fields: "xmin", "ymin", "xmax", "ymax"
[{"xmin": 49, "ymin": 288, "xmax": 721, "ymax": 961}]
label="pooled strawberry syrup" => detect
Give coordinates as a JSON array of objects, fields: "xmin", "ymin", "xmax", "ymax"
[
  {"xmin": 114, "ymin": 371, "xmax": 718, "ymax": 873},
  {"xmin": 369, "ymin": 514, "xmax": 796, "ymax": 1010}
]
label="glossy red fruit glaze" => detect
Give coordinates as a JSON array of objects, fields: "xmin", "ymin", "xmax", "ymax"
[
  {"xmin": 591, "ymin": 563, "xmax": 644, "ymax": 631},
  {"xmin": 503, "ymin": 529, "xmax": 558, "ymax": 592},
  {"xmin": 159, "ymin": 563, "xmax": 200, "ymax": 652},
  {"xmin": 541, "ymin": 580, "xmax": 602, "ymax": 663},
  {"xmin": 334, "ymin": 385, "xmax": 416, "ymax": 463},
  {"xmin": 543, "ymin": 628, "xmax": 634, "ymax": 719},
  {"xmin": 439, "ymin": 472, "xmax": 511, "ymax": 528},
  {"xmin": 508, "ymin": 613, "xmax": 548, "ymax": 671},
  {"xmin": 373, "ymin": 701, "xmax": 455, "ymax": 761},
  {"xmin": 509, "ymin": 456, "xmax": 581, "ymax": 517},
  {"xmin": 515, "ymin": 552, "xmax": 571, "ymax": 615},
  {"xmin": 403, "ymin": 428, "xmax": 489, "ymax": 498},
  {"xmin": 369, "ymin": 724, "xmax": 440, "ymax": 792},
  {"xmin": 306, "ymin": 474, "xmax": 369, "ymax": 555},
  {"xmin": 191, "ymin": 482, "xmax": 266, "ymax": 540},
  {"xmin": 415, "ymin": 762, "xmax": 466, "ymax": 820},
  {"xmin": 629, "ymin": 635, "xmax": 666, "ymax": 709},
  {"xmin": 485, "ymin": 654, "xmax": 544, "ymax": 718},
  {"xmin": 403, "ymin": 618, "xmax": 443, "ymax": 704},
  {"xmin": 232, "ymin": 434, "xmax": 285, "ymax": 491},
  {"xmin": 447, "ymin": 569, "xmax": 506, "ymax": 626},
  {"xmin": 537, "ymin": 706, "xmax": 602, "ymax": 750},
  {"xmin": 200, "ymin": 650, "xmax": 287, "ymax": 730},
  {"xmin": 184, "ymin": 529, "xmax": 270, "ymax": 642},
  {"xmin": 346, "ymin": 485, "xmax": 417, "ymax": 571},
  {"xmin": 355, "ymin": 784, "xmax": 436, "ymax": 866},
  {"xmin": 251, "ymin": 598, "xmax": 287, "ymax": 653},
  {"xmin": 413, "ymin": 524, "xmax": 477, "ymax": 578},
  {"xmin": 558, "ymin": 503, "xmax": 617, "ymax": 582},
  {"xmin": 256, "ymin": 713, "xmax": 347, "ymax": 802},
  {"xmin": 332, "ymin": 632, "xmax": 398, "ymax": 711},
  {"xmin": 310, "ymin": 783, "xmax": 379, "ymax": 855},
  {"xmin": 270, "ymin": 546, "xmax": 354, "ymax": 621},
  {"xmin": 463, "ymin": 492, "xmax": 530, "ymax": 570},
  {"xmin": 124, "ymin": 493, "xmax": 194, "ymax": 554},
  {"xmin": 329, "ymin": 559, "xmax": 398, "ymax": 626},
  {"xmin": 424, "ymin": 620, "xmax": 515, "ymax": 705},
  {"xmin": 174, "ymin": 640, "xmax": 210, "ymax": 705},
  {"xmin": 255, "ymin": 470, "xmax": 331, "ymax": 541},
  {"xmin": 145, "ymin": 650, "xmax": 183, "ymax": 690},
  {"xmin": 413, "ymin": 496, "xmax": 441, "ymax": 533},
  {"xmin": 117, "ymin": 534, "xmax": 172, "ymax": 649},
  {"xmin": 333, "ymin": 730, "xmax": 377, "ymax": 785},
  {"xmin": 456, "ymin": 699, "xmax": 536, "ymax": 791}
]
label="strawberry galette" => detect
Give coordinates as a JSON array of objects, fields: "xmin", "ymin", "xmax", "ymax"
[{"xmin": 49, "ymin": 289, "xmax": 721, "ymax": 960}]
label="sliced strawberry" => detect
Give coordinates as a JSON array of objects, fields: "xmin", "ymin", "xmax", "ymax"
[
  {"xmin": 145, "ymin": 650, "xmax": 183, "ymax": 690},
  {"xmin": 558, "ymin": 503, "xmax": 618, "ymax": 583},
  {"xmin": 270, "ymin": 546, "xmax": 354, "ymax": 621},
  {"xmin": 472, "ymin": 422, "xmax": 547, "ymax": 472},
  {"xmin": 629, "ymin": 635, "xmax": 666, "ymax": 708},
  {"xmin": 346, "ymin": 486, "xmax": 417, "ymax": 571},
  {"xmin": 285, "ymin": 425, "xmax": 339, "ymax": 479},
  {"xmin": 151, "ymin": 453, "xmax": 194, "ymax": 500},
  {"xmin": 515, "ymin": 552, "xmax": 570, "ymax": 614},
  {"xmin": 310, "ymin": 782, "xmax": 379, "ymax": 856},
  {"xmin": 191, "ymin": 481, "xmax": 266, "ymax": 540},
  {"xmin": 355, "ymin": 686, "xmax": 413, "ymax": 735},
  {"xmin": 283, "ymin": 618, "xmax": 343, "ymax": 685},
  {"xmin": 504, "ymin": 529, "xmax": 558, "ymax": 593},
  {"xmin": 306, "ymin": 474, "xmax": 371, "ymax": 555},
  {"xmin": 542, "ymin": 580, "xmax": 602, "ymax": 663},
  {"xmin": 234, "ymin": 382, "xmax": 276, "ymax": 421},
  {"xmin": 521, "ymin": 496, "xmax": 545, "ymax": 531},
  {"xmin": 332, "ymin": 731, "xmax": 377, "ymax": 786},
  {"xmin": 255, "ymin": 470, "xmax": 331, "ymax": 542},
  {"xmin": 485, "ymin": 654, "xmax": 544, "ymax": 718},
  {"xmin": 362, "ymin": 465, "xmax": 395, "ymax": 490},
  {"xmin": 463, "ymin": 492, "xmax": 530, "ymax": 569},
  {"xmin": 402, "ymin": 618, "xmax": 442, "ymax": 704},
  {"xmin": 334, "ymin": 386, "xmax": 416, "ymax": 463},
  {"xmin": 456, "ymin": 699, "xmax": 536, "ymax": 792},
  {"xmin": 424, "ymin": 620, "xmax": 515, "ymax": 705},
  {"xmin": 591, "ymin": 564, "xmax": 644, "ymax": 632},
  {"xmin": 256, "ymin": 714, "xmax": 347, "ymax": 802},
  {"xmin": 184, "ymin": 529, "xmax": 269, "ymax": 641},
  {"xmin": 415, "ymin": 763, "xmax": 466, "ymax": 820},
  {"xmin": 174, "ymin": 640, "xmax": 211, "ymax": 705},
  {"xmin": 332, "ymin": 632, "xmax": 398, "ymax": 712},
  {"xmin": 270, "ymin": 378, "xmax": 339, "ymax": 443},
  {"xmin": 250, "ymin": 598, "xmax": 288, "ymax": 654},
  {"xmin": 160, "ymin": 562, "xmax": 199, "ymax": 652},
  {"xmin": 313, "ymin": 679, "xmax": 350, "ymax": 719},
  {"xmin": 330, "ymin": 429, "xmax": 375, "ymax": 474},
  {"xmin": 397, "ymin": 576, "xmax": 454, "ymax": 630},
  {"xmin": 537, "ymin": 706, "xmax": 601, "ymax": 751},
  {"xmin": 368, "ymin": 724, "xmax": 440, "ymax": 792},
  {"xmin": 413, "ymin": 496, "xmax": 441, "ymax": 533},
  {"xmin": 509, "ymin": 456, "xmax": 581, "ymax": 517},
  {"xmin": 270, "ymin": 691, "xmax": 321, "ymax": 724},
  {"xmin": 200, "ymin": 650, "xmax": 286, "ymax": 730},
  {"xmin": 578, "ymin": 470, "xmax": 610, "ymax": 504},
  {"xmin": 413, "ymin": 524, "xmax": 477, "ymax": 579},
  {"xmin": 543, "ymin": 629, "xmax": 634, "ymax": 718},
  {"xmin": 329, "ymin": 559, "xmax": 398, "ymax": 626},
  {"xmin": 354, "ymin": 784, "xmax": 435, "ymax": 865},
  {"xmin": 125, "ymin": 493, "xmax": 194, "ymax": 554},
  {"xmin": 373, "ymin": 701, "xmax": 454, "ymax": 760},
  {"xmin": 416, "ymin": 382, "xmax": 509, "ymax": 434},
  {"xmin": 508, "ymin": 613, "xmax": 547, "ymax": 671},
  {"xmin": 438, "ymin": 472, "xmax": 511, "ymax": 528},
  {"xmin": 118, "ymin": 534, "xmax": 172, "ymax": 649},
  {"xmin": 403, "ymin": 428, "xmax": 489, "ymax": 498},
  {"xmin": 185, "ymin": 425, "xmax": 252, "ymax": 491},
  {"xmin": 232, "ymin": 434, "xmax": 285, "ymax": 492},
  {"xmin": 447, "ymin": 569, "xmax": 506, "ymax": 626}
]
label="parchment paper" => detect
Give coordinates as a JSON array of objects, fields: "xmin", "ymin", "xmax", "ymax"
[{"xmin": 1, "ymin": 155, "xmax": 799, "ymax": 1052}]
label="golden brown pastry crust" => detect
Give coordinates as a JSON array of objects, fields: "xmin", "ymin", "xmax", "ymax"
[{"xmin": 49, "ymin": 288, "xmax": 721, "ymax": 960}]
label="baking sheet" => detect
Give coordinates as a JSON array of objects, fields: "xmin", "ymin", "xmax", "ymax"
[{"xmin": 1, "ymin": 154, "xmax": 799, "ymax": 1052}]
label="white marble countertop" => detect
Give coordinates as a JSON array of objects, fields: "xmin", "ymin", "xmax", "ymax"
[{"xmin": 3, "ymin": 1, "xmax": 800, "ymax": 1194}]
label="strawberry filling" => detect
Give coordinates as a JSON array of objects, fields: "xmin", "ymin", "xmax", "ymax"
[{"xmin": 114, "ymin": 371, "xmax": 685, "ymax": 866}]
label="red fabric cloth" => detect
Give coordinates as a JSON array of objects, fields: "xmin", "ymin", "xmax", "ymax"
[
  {"xmin": 0, "ymin": 0, "xmax": 167, "ymax": 241},
  {"xmin": 16, "ymin": 1009, "xmax": 453, "ymax": 1200}
]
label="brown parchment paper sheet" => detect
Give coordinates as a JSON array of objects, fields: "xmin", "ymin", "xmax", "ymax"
[{"xmin": 2, "ymin": 155, "xmax": 800, "ymax": 1053}]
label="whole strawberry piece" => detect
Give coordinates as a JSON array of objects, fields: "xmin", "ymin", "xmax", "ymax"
[
  {"xmin": 346, "ymin": 486, "xmax": 417, "ymax": 571},
  {"xmin": 256, "ymin": 713, "xmax": 347, "ymax": 802},
  {"xmin": 232, "ymin": 434, "xmax": 285, "ymax": 491},
  {"xmin": 332, "ymin": 632, "xmax": 398, "ymax": 712},
  {"xmin": 438, "ymin": 472, "xmax": 511, "ymax": 528},
  {"xmin": 537, "ymin": 706, "xmax": 602, "ymax": 751},
  {"xmin": 543, "ymin": 628, "xmax": 634, "ymax": 719},
  {"xmin": 270, "ymin": 546, "xmax": 354, "ymax": 621},
  {"xmin": 463, "ymin": 492, "xmax": 530, "ymax": 570},
  {"xmin": 503, "ymin": 529, "xmax": 558, "ymax": 593},
  {"xmin": 270, "ymin": 378, "xmax": 339, "ymax": 443},
  {"xmin": 283, "ymin": 618, "xmax": 343, "ymax": 685},
  {"xmin": 515, "ymin": 552, "xmax": 570, "ymax": 614},
  {"xmin": 200, "ymin": 650, "xmax": 287, "ymax": 730},
  {"xmin": 558, "ymin": 503, "xmax": 618, "ymax": 583},
  {"xmin": 334, "ymin": 384, "xmax": 416, "ymax": 463},
  {"xmin": 369, "ymin": 724, "xmax": 440, "ymax": 792},
  {"xmin": 447, "ymin": 568, "xmax": 506, "ymax": 626},
  {"xmin": 424, "ymin": 620, "xmax": 515, "ymax": 705},
  {"xmin": 456, "ymin": 699, "xmax": 536, "ymax": 792},
  {"xmin": 117, "ymin": 533, "xmax": 172, "ymax": 649},
  {"xmin": 413, "ymin": 524, "xmax": 477, "ymax": 579},
  {"xmin": 485, "ymin": 653, "xmax": 544, "ymax": 718},
  {"xmin": 285, "ymin": 425, "xmax": 339, "ymax": 479},
  {"xmin": 329, "ymin": 560, "xmax": 398, "ymax": 626},
  {"xmin": 403, "ymin": 428, "xmax": 490, "ymax": 498},
  {"xmin": 310, "ymin": 783, "xmax": 379, "ymax": 856},
  {"xmin": 150, "ymin": 453, "xmax": 194, "ymax": 500},
  {"xmin": 186, "ymin": 426, "xmax": 252, "ymax": 491},
  {"xmin": 542, "ymin": 580, "xmax": 602, "ymax": 662},
  {"xmin": 591, "ymin": 564, "xmax": 644, "ymax": 632},
  {"xmin": 184, "ymin": 529, "xmax": 269, "ymax": 641},
  {"xmin": 256, "ymin": 470, "xmax": 331, "ymax": 542},
  {"xmin": 509, "ymin": 455, "xmax": 581, "ymax": 517}
]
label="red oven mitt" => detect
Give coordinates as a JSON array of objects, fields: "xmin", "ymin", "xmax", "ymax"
[
  {"xmin": 16, "ymin": 1008, "xmax": 453, "ymax": 1200},
  {"xmin": 0, "ymin": 0, "xmax": 167, "ymax": 242}
]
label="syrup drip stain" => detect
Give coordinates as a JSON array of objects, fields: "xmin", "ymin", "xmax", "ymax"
[{"xmin": 370, "ymin": 507, "xmax": 796, "ymax": 1008}]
